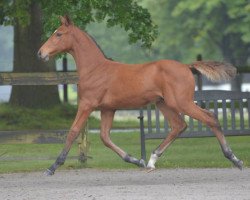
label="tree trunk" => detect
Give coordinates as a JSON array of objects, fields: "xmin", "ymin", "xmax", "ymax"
[{"xmin": 9, "ymin": 1, "xmax": 60, "ymax": 108}]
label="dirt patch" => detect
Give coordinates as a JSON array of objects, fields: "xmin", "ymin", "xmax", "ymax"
[{"xmin": 0, "ymin": 168, "xmax": 249, "ymax": 200}]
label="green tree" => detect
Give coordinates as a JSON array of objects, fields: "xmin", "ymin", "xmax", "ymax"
[
  {"xmin": 144, "ymin": 0, "xmax": 250, "ymax": 90},
  {"xmin": 170, "ymin": 0, "xmax": 250, "ymax": 63},
  {"xmin": 0, "ymin": 0, "xmax": 158, "ymax": 107}
]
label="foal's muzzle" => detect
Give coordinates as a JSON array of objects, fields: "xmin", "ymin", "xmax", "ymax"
[{"xmin": 37, "ymin": 50, "xmax": 49, "ymax": 61}]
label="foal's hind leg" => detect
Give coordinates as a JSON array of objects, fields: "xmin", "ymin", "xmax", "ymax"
[
  {"xmin": 181, "ymin": 102, "xmax": 243, "ymax": 170},
  {"xmin": 147, "ymin": 101, "xmax": 187, "ymax": 170},
  {"xmin": 100, "ymin": 110, "xmax": 146, "ymax": 168}
]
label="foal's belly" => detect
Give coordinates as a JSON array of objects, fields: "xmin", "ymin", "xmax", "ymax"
[{"xmin": 99, "ymin": 91, "xmax": 162, "ymax": 109}]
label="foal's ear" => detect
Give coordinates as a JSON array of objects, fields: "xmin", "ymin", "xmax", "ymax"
[{"xmin": 60, "ymin": 15, "xmax": 73, "ymax": 26}]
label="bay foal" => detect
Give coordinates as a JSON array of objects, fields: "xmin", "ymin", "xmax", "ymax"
[{"xmin": 38, "ymin": 16, "xmax": 243, "ymax": 175}]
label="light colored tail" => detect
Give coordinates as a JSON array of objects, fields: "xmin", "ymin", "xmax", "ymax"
[{"xmin": 189, "ymin": 61, "xmax": 237, "ymax": 82}]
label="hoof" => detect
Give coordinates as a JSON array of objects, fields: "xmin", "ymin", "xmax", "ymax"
[
  {"xmin": 123, "ymin": 154, "xmax": 146, "ymax": 168},
  {"xmin": 234, "ymin": 160, "xmax": 244, "ymax": 170},
  {"xmin": 139, "ymin": 159, "xmax": 146, "ymax": 168},
  {"xmin": 44, "ymin": 169, "xmax": 54, "ymax": 176},
  {"xmin": 146, "ymin": 167, "xmax": 156, "ymax": 173}
]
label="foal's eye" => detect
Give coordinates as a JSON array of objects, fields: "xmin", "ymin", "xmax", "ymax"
[{"xmin": 56, "ymin": 32, "xmax": 62, "ymax": 37}]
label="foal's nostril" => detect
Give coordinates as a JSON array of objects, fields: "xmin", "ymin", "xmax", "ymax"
[
  {"xmin": 37, "ymin": 50, "xmax": 42, "ymax": 58},
  {"xmin": 37, "ymin": 50, "xmax": 49, "ymax": 62}
]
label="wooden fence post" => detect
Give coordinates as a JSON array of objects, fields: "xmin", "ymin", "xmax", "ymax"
[
  {"xmin": 63, "ymin": 55, "xmax": 68, "ymax": 103},
  {"xmin": 77, "ymin": 121, "xmax": 90, "ymax": 163},
  {"xmin": 76, "ymin": 84, "xmax": 90, "ymax": 163},
  {"xmin": 196, "ymin": 54, "xmax": 203, "ymax": 91}
]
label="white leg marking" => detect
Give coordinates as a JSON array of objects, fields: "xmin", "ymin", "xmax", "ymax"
[{"xmin": 147, "ymin": 153, "xmax": 159, "ymax": 169}]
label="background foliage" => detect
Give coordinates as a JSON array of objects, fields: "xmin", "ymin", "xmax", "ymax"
[
  {"xmin": 1, "ymin": 0, "xmax": 249, "ymax": 65},
  {"xmin": 0, "ymin": 0, "xmax": 158, "ymax": 48}
]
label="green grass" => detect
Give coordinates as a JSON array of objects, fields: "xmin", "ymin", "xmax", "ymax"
[
  {"xmin": 0, "ymin": 103, "xmax": 248, "ymax": 131},
  {"xmin": 0, "ymin": 103, "xmax": 77, "ymax": 130},
  {"xmin": 0, "ymin": 103, "xmax": 249, "ymax": 173},
  {"xmin": 0, "ymin": 133, "xmax": 249, "ymax": 173},
  {"xmin": 0, "ymin": 103, "xmax": 140, "ymax": 130}
]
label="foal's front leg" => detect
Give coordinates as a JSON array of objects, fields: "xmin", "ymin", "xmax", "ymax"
[
  {"xmin": 100, "ymin": 110, "xmax": 146, "ymax": 168},
  {"xmin": 44, "ymin": 104, "xmax": 92, "ymax": 176}
]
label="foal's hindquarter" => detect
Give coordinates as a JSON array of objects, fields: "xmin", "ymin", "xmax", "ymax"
[
  {"xmin": 97, "ymin": 61, "xmax": 193, "ymax": 167},
  {"xmin": 100, "ymin": 61, "xmax": 196, "ymax": 169}
]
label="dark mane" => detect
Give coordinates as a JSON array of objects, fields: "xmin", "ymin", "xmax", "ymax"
[{"xmin": 85, "ymin": 32, "xmax": 113, "ymax": 61}]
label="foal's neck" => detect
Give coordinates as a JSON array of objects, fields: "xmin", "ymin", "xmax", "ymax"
[{"xmin": 69, "ymin": 27, "xmax": 107, "ymax": 75}]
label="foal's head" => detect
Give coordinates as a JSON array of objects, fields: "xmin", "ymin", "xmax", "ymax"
[{"xmin": 38, "ymin": 16, "xmax": 74, "ymax": 61}]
